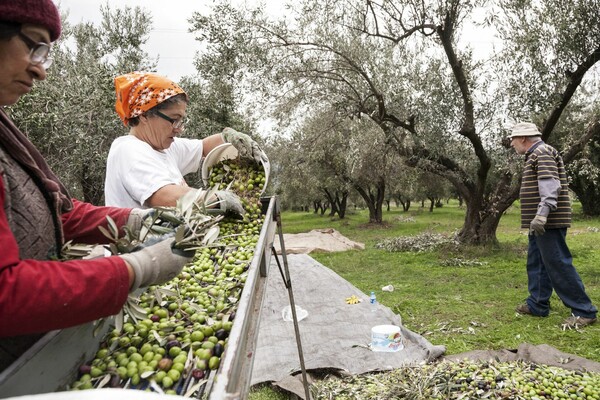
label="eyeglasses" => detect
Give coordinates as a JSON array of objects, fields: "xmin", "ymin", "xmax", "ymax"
[
  {"xmin": 18, "ymin": 32, "xmax": 53, "ymax": 69},
  {"xmin": 155, "ymin": 110, "xmax": 186, "ymax": 130}
]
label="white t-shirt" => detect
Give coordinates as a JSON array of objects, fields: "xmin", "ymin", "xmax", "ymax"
[{"xmin": 104, "ymin": 135, "xmax": 204, "ymax": 208}]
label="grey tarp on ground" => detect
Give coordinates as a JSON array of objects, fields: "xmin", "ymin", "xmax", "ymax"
[
  {"xmin": 272, "ymin": 228, "xmax": 365, "ymax": 254},
  {"xmin": 250, "ymin": 254, "xmax": 446, "ymax": 398}
]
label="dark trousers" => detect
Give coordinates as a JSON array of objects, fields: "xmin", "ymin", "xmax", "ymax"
[{"xmin": 526, "ymin": 228, "xmax": 597, "ymax": 318}]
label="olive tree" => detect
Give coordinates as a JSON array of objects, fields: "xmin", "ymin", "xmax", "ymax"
[
  {"xmin": 266, "ymin": 133, "xmax": 331, "ymax": 212},
  {"xmin": 9, "ymin": 5, "xmax": 156, "ymax": 204},
  {"xmin": 194, "ymin": 0, "xmax": 600, "ymax": 244},
  {"xmin": 565, "ymin": 117, "xmax": 600, "ymax": 216},
  {"xmin": 297, "ymin": 110, "xmax": 401, "ymax": 223}
]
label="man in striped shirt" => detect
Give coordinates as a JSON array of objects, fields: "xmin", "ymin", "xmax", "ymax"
[{"xmin": 510, "ymin": 122, "xmax": 597, "ymax": 329}]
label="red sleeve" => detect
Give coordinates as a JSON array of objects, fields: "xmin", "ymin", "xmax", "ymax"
[
  {"xmin": 0, "ymin": 179, "xmax": 130, "ymax": 337},
  {"xmin": 61, "ymin": 199, "xmax": 132, "ymax": 244}
]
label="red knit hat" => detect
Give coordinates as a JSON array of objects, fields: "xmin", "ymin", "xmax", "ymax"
[{"xmin": 0, "ymin": 0, "xmax": 62, "ymax": 41}]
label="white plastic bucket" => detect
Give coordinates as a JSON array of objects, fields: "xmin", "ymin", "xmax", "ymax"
[
  {"xmin": 371, "ymin": 325, "xmax": 403, "ymax": 352},
  {"xmin": 201, "ymin": 143, "xmax": 270, "ymax": 194}
]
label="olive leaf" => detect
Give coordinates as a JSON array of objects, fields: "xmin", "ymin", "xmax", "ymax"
[
  {"xmin": 140, "ymin": 371, "xmax": 156, "ymax": 379},
  {"xmin": 151, "ymin": 330, "xmax": 163, "ymax": 344},
  {"xmin": 153, "ymin": 287, "xmax": 163, "ymax": 305},
  {"xmin": 61, "ymin": 241, "xmax": 95, "ymax": 260},
  {"xmin": 156, "ymin": 287, "xmax": 178, "ymax": 298},
  {"xmin": 184, "ymin": 380, "xmax": 207, "ymax": 398},
  {"xmin": 185, "ymin": 302, "xmax": 204, "ymax": 313},
  {"xmin": 114, "ymin": 309, "xmax": 124, "ymax": 333},
  {"xmin": 202, "ymin": 226, "xmax": 220, "ymax": 245},
  {"xmin": 106, "ymin": 216, "xmax": 119, "ymax": 239},
  {"xmin": 149, "ymin": 380, "xmax": 165, "ymax": 394},
  {"xmin": 138, "ymin": 223, "xmax": 149, "ymax": 243},
  {"xmin": 184, "ymin": 348, "xmax": 194, "ymax": 373},
  {"xmin": 95, "ymin": 374, "xmax": 111, "ymax": 389},
  {"xmin": 97, "ymin": 225, "xmax": 116, "ymax": 242},
  {"xmin": 92, "ymin": 317, "xmax": 106, "ymax": 338},
  {"xmin": 108, "ymin": 338, "xmax": 119, "ymax": 352},
  {"xmin": 108, "ymin": 243, "xmax": 119, "ymax": 256},
  {"xmin": 124, "ymin": 298, "xmax": 147, "ymax": 324}
]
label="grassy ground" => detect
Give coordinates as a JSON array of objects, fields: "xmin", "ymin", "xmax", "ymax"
[{"xmin": 249, "ymin": 201, "xmax": 600, "ymax": 399}]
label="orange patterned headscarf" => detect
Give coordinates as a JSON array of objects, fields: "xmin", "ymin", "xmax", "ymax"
[{"xmin": 114, "ymin": 72, "xmax": 188, "ymax": 126}]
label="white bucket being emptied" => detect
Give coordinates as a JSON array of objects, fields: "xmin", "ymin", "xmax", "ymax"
[{"xmin": 371, "ymin": 325, "xmax": 404, "ymax": 352}]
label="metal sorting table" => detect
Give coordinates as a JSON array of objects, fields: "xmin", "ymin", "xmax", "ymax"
[{"xmin": 0, "ymin": 196, "xmax": 309, "ymax": 400}]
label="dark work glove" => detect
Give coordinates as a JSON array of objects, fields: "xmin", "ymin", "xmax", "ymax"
[{"xmin": 529, "ymin": 215, "xmax": 547, "ymax": 236}]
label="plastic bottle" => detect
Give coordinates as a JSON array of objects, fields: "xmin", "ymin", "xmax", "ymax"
[{"xmin": 370, "ymin": 291, "xmax": 377, "ymax": 312}]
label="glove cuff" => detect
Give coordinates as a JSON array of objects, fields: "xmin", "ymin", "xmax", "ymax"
[
  {"xmin": 120, "ymin": 252, "xmax": 157, "ymax": 292},
  {"xmin": 536, "ymin": 204, "xmax": 551, "ymax": 217}
]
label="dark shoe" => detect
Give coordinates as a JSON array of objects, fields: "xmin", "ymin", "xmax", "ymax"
[
  {"xmin": 516, "ymin": 303, "xmax": 533, "ymax": 315},
  {"xmin": 561, "ymin": 315, "xmax": 597, "ymax": 330}
]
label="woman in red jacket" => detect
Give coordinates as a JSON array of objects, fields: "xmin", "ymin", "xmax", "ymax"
[{"xmin": 0, "ymin": 0, "xmax": 191, "ymax": 369}]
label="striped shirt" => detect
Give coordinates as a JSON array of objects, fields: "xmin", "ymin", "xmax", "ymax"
[{"xmin": 520, "ymin": 141, "xmax": 571, "ymax": 229}]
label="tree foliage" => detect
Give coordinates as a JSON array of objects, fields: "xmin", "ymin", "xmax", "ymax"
[
  {"xmin": 191, "ymin": 0, "xmax": 600, "ymax": 244},
  {"xmin": 8, "ymin": 5, "xmax": 156, "ymax": 204}
]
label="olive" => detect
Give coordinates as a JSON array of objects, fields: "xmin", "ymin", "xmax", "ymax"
[
  {"xmin": 213, "ymin": 343, "xmax": 224, "ymax": 357},
  {"xmin": 157, "ymin": 358, "xmax": 173, "ymax": 371},
  {"xmin": 109, "ymin": 374, "xmax": 121, "ymax": 388},
  {"xmin": 215, "ymin": 329, "xmax": 228, "ymax": 341},
  {"xmin": 79, "ymin": 365, "xmax": 91, "ymax": 375},
  {"xmin": 192, "ymin": 368, "xmax": 205, "ymax": 380},
  {"xmin": 165, "ymin": 339, "xmax": 180, "ymax": 350}
]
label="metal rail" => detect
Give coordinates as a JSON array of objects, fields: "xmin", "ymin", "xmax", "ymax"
[
  {"xmin": 207, "ymin": 196, "xmax": 277, "ymax": 399},
  {"xmin": 209, "ymin": 196, "xmax": 310, "ymax": 399}
]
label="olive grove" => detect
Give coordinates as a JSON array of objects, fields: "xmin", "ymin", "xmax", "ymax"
[
  {"xmin": 191, "ymin": 0, "xmax": 600, "ymax": 244},
  {"xmin": 298, "ymin": 110, "xmax": 400, "ymax": 223},
  {"xmin": 7, "ymin": 4, "xmax": 256, "ymax": 204},
  {"xmin": 8, "ymin": 5, "xmax": 156, "ymax": 204}
]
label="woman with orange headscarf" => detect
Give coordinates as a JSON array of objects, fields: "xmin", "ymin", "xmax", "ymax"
[{"xmin": 105, "ymin": 71, "xmax": 264, "ymax": 211}]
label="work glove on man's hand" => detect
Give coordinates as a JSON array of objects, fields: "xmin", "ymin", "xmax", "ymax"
[
  {"xmin": 120, "ymin": 236, "xmax": 191, "ymax": 292},
  {"xmin": 220, "ymin": 127, "xmax": 266, "ymax": 165},
  {"xmin": 126, "ymin": 208, "xmax": 155, "ymax": 234},
  {"xmin": 529, "ymin": 215, "xmax": 547, "ymax": 236}
]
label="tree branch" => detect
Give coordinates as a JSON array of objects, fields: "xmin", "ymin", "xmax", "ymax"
[
  {"xmin": 562, "ymin": 118, "xmax": 600, "ymax": 163},
  {"xmin": 542, "ymin": 46, "xmax": 600, "ymax": 140},
  {"xmin": 436, "ymin": 4, "xmax": 491, "ymax": 195}
]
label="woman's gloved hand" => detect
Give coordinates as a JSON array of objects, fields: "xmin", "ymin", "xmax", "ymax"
[
  {"xmin": 126, "ymin": 208, "xmax": 155, "ymax": 234},
  {"xmin": 214, "ymin": 190, "xmax": 245, "ymax": 217},
  {"xmin": 119, "ymin": 236, "xmax": 191, "ymax": 292},
  {"xmin": 220, "ymin": 127, "xmax": 265, "ymax": 164}
]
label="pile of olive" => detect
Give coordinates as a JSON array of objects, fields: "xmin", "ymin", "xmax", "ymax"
[
  {"xmin": 69, "ymin": 159, "xmax": 267, "ymax": 397},
  {"xmin": 313, "ymin": 359, "xmax": 600, "ymax": 400}
]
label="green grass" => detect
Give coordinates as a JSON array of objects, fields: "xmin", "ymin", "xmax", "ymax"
[{"xmin": 249, "ymin": 201, "xmax": 600, "ymax": 399}]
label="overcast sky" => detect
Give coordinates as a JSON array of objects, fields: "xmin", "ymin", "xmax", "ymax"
[
  {"xmin": 54, "ymin": 1, "xmax": 497, "ymax": 137},
  {"xmin": 56, "ymin": 1, "xmax": 497, "ymax": 82},
  {"xmin": 55, "ymin": 1, "xmax": 285, "ymax": 81}
]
